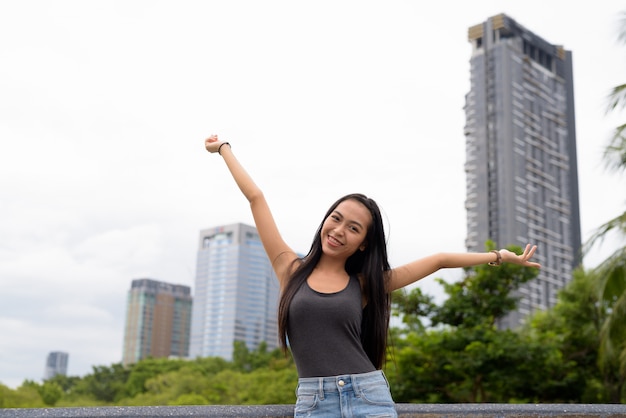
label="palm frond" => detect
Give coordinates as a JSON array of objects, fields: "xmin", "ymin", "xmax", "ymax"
[
  {"xmin": 621, "ymin": 343, "xmax": 626, "ymax": 377},
  {"xmin": 605, "ymin": 84, "xmax": 626, "ymax": 113},
  {"xmin": 583, "ymin": 212, "xmax": 626, "ymax": 255},
  {"xmin": 591, "ymin": 246, "xmax": 626, "ymax": 301},
  {"xmin": 603, "ymin": 124, "xmax": 626, "ymax": 173},
  {"xmin": 599, "ymin": 289, "xmax": 626, "ymax": 375},
  {"xmin": 618, "ymin": 11, "xmax": 626, "ymax": 44}
]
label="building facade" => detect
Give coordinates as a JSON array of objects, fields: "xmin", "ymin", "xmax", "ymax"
[
  {"xmin": 44, "ymin": 351, "xmax": 68, "ymax": 380},
  {"xmin": 122, "ymin": 278, "xmax": 192, "ymax": 366},
  {"xmin": 189, "ymin": 223, "xmax": 279, "ymax": 360},
  {"xmin": 464, "ymin": 14, "xmax": 582, "ymax": 328}
]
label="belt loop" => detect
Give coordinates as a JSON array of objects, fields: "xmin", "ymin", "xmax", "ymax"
[
  {"xmin": 318, "ymin": 377, "xmax": 324, "ymax": 400},
  {"xmin": 381, "ymin": 370, "xmax": 390, "ymax": 388},
  {"xmin": 352, "ymin": 374, "xmax": 361, "ymax": 398}
]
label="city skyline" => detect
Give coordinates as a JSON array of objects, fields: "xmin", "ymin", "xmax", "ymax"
[{"xmin": 1, "ymin": 1, "xmax": 624, "ymax": 388}]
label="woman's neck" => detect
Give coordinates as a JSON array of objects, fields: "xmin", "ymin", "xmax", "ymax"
[{"xmin": 314, "ymin": 256, "xmax": 348, "ymax": 276}]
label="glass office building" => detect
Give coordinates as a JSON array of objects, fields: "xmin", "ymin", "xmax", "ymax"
[
  {"xmin": 44, "ymin": 351, "xmax": 68, "ymax": 380},
  {"xmin": 464, "ymin": 14, "xmax": 582, "ymax": 328},
  {"xmin": 122, "ymin": 278, "xmax": 192, "ymax": 365},
  {"xmin": 189, "ymin": 223, "xmax": 280, "ymax": 360}
]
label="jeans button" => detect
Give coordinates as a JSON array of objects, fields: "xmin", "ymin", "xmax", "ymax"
[{"xmin": 338, "ymin": 380, "xmax": 345, "ymax": 387}]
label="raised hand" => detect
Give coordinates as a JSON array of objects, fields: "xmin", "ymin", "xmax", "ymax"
[
  {"xmin": 500, "ymin": 244, "xmax": 541, "ymax": 268},
  {"xmin": 204, "ymin": 134, "xmax": 222, "ymax": 153}
]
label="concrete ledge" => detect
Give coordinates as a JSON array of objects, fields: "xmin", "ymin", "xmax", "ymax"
[{"xmin": 1, "ymin": 404, "xmax": 626, "ymax": 417}]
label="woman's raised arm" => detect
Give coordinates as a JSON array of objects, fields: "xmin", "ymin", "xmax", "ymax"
[
  {"xmin": 387, "ymin": 244, "xmax": 540, "ymax": 292},
  {"xmin": 205, "ymin": 135, "xmax": 298, "ymax": 286}
]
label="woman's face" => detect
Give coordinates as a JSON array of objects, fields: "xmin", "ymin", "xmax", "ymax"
[{"xmin": 320, "ymin": 199, "xmax": 372, "ymax": 259}]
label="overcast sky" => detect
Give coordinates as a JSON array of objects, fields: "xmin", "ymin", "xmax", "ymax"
[{"xmin": 1, "ymin": 1, "xmax": 624, "ymax": 388}]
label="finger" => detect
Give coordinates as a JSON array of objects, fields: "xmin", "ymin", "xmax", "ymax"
[{"xmin": 520, "ymin": 244, "xmax": 529, "ymax": 258}]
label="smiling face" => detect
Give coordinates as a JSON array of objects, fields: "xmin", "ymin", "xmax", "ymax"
[{"xmin": 320, "ymin": 198, "xmax": 372, "ymax": 260}]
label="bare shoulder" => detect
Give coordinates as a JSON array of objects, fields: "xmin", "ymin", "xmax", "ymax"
[{"xmin": 273, "ymin": 251, "xmax": 301, "ymax": 287}]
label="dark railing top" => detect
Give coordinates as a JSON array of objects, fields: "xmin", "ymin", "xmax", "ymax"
[{"xmin": 2, "ymin": 403, "xmax": 626, "ymax": 418}]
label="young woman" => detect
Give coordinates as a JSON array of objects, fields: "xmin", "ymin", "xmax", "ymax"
[{"xmin": 204, "ymin": 135, "xmax": 540, "ymax": 417}]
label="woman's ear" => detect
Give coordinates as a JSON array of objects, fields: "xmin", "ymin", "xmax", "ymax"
[{"xmin": 359, "ymin": 241, "xmax": 367, "ymax": 252}]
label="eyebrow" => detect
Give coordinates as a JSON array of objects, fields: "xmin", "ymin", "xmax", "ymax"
[{"xmin": 333, "ymin": 210, "xmax": 365, "ymax": 230}]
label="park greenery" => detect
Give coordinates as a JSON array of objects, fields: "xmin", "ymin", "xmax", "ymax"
[
  {"xmin": 1, "ymin": 238, "xmax": 624, "ymax": 407},
  {"xmin": 2, "ymin": 10, "xmax": 625, "ymax": 411}
]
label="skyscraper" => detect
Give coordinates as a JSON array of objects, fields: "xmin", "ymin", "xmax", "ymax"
[
  {"xmin": 44, "ymin": 351, "xmax": 68, "ymax": 380},
  {"xmin": 122, "ymin": 278, "xmax": 192, "ymax": 366},
  {"xmin": 464, "ymin": 14, "xmax": 582, "ymax": 328},
  {"xmin": 189, "ymin": 223, "xmax": 280, "ymax": 360}
]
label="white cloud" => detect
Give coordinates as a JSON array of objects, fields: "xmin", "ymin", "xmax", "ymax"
[
  {"xmin": 43, "ymin": 304, "xmax": 114, "ymax": 323},
  {"xmin": 0, "ymin": 311, "xmax": 122, "ymax": 388}
]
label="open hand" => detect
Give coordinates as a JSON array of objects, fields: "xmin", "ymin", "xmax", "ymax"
[{"xmin": 500, "ymin": 244, "xmax": 541, "ymax": 268}]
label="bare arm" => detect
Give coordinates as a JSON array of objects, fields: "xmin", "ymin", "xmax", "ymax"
[
  {"xmin": 387, "ymin": 244, "xmax": 540, "ymax": 292},
  {"xmin": 205, "ymin": 135, "xmax": 298, "ymax": 286}
]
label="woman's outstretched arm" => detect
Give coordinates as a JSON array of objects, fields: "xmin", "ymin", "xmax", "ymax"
[
  {"xmin": 205, "ymin": 135, "xmax": 298, "ymax": 286},
  {"xmin": 387, "ymin": 244, "xmax": 540, "ymax": 292}
]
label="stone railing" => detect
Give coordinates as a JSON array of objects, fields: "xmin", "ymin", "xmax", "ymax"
[{"xmin": 2, "ymin": 404, "xmax": 626, "ymax": 417}]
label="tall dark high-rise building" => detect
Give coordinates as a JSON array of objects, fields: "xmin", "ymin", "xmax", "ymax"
[
  {"xmin": 44, "ymin": 351, "xmax": 68, "ymax": 380},
  {"xmin": 189, "ymin": 223, "xmax": 280, "ymax": 360},
  {"xmin": 122, "ymin": 278, "xmax": 192, "ymax": 366},
  {"xmin": 464, "ymin": 14, "xmax": 582, "ymax": 328}
]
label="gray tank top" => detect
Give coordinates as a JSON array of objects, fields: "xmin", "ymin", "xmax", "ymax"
[{"xmin": 287, "ymin": 275, "xmax": 376, "ymax": 377}]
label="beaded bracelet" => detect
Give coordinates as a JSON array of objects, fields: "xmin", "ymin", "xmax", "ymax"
[{"xmin": 488, "ymin": 250, "xmax": 502, "ymax": 266}]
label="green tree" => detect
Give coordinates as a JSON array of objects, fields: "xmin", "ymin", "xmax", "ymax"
[
  {"xmin": 37, "ymin": 380, "xmax": 64, "ymax": 406},
  {"xmin": 169, "ymin": 392, "xmax": 210, "ymax": 406},
  {"xmin": 389, "ymin": 244, "xmax": 543, "ymax": 403},
  {"xmin": 391, "ymin": 286, "xmax": 436, "ymax": 333},
  {"xmin": 119, "ymin": 367, "xmax": 210, "ymax": 406},
  {"xmin": 584, "ymin": 10, "xmax": 626, "ymax": 403},
  {"xmin": 199, "ymin": 367, "xmax": 296, "ymax": 405},
  {"xmin": 0, "ymin": 381, "xmax": 45, "ymax": 408},
  {"xmin": 116, "ymin": 344, "xmax": 295, "ymax": 406},
  {"xmin": 524, "ymin": 268, "xmax": 608, "ymax": 402},
  {"xmin": 124, "ymin": 358, "xmax": 183, "ymax": 398},
  {"xmin": 232, "ymin": 341, "xmax": 283, "ymax": 372},
  {"xmin": 602, "ymin": 11, "xmax": 626, "ymax": 176},
  {"xmin": 591, "ymin": 258, "xmax": 626, "ymax": 402},
  {"xmin": 45, "ymin": 373, "xmax": 81, "ymax": 395},
  {"xmin": 431, "ymin": 243, "xmax": 538, "ymax": 328},
  {"xmin": 71, "ymin": 363, "xmax": 131, "ymax": 403}
]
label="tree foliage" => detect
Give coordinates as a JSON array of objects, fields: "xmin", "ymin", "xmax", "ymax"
[
  {"xmin": 3, "ymin": 236, "xmax": 626, "ymax": 406},
  {"xmin": 582, "ymin": 10, "xmax": 626, "ymax": 403},
  {"xmin": 0, "ymin": 343, "xmax": 296, "ymax": 408},
  {"xmin": 525, "ymin": 268, "xmax": 612, "ymax": 402},
  {"xmin": 389, "ymin": 244, "xmax": 546, "ymax": 403}
]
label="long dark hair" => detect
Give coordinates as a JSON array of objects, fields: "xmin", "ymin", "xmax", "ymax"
[{"xmin": 277, "ymin": 193, "xmax": 391, "ymax": 369}]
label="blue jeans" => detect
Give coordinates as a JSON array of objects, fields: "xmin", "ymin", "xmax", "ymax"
[{"xmin": 294, "ymin": 370, "xmax": 397, "ymax": 417}]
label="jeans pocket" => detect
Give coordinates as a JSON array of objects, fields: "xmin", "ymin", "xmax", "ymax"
[
  {"xmin": 360, "ymin": 383, "xmax": 395, "ymax": 406},
  {"xmin": 294, "ymin": 393, "xmax": 318, "ymax": 415}
]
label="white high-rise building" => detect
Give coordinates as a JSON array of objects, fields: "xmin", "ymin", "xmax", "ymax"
[{"xmin": 189, "ymin": 223, "xmax": 280, "ymax": 360}]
